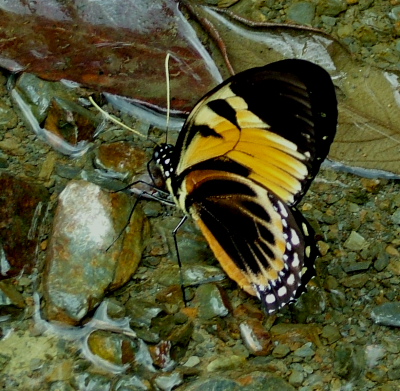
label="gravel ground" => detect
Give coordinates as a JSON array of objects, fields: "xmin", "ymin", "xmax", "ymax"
[{"xmin": 0, "ymin": 1, "xmax": 400, "ymax": 391}]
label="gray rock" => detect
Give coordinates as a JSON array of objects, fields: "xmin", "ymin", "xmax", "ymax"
[
  {"xmin": 287, "ymin": 2, "xmax": 315, "ymax": 25},
  {"xmin": 43, "ymin": 180, "xmax": 148, "ymax": 324},
  {"xmin": 371, "ymin": 302, "xmax": 400, "ymax": 327}
]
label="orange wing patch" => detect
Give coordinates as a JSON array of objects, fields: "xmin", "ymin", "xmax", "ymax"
[{"xmin": 185, "ymin": 170, "xmax": 289, "ymax": 292}]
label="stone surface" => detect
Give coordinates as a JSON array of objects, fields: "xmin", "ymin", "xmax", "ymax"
[
  {"xmin": 371, "ymin": 302, "xmax": 400, "ymax": 327},
  {"xmin": 0, "ymin": 173, "xmax": 49, "ymax": 279},
  {"xmin": 43, "ymin": 180, "xmax": 148, "ymax": 324}
]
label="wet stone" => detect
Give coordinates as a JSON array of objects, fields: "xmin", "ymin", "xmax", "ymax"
[
  {"xmin": 155, "ymin": 285, "xmax": 185, "ymax": 314},
  {"xmin": 0, "ymin": 155, "xmax": 8, "ymax": 168},
  {"xmin": 341, "ymin": 273, "xmax": 369, "ymax": 288},
  {"xmin": 287, "ymin": 2, "xmax": 315, "ymax": 25},
  {"xmin": 316, "ymin": 0, "xmax": 347, "ymax": 16},
  {"xmin": 95, "ymin": 141, "xmax": 148, "ymax": 179},
  {"xmin": 183, "ymin": 355, "xmax": 200, "ymax": 367},
  {"xmin": 288, "ymin": 369, "xmax": 304, "ymax": 387},
  {"xmin": 365, "ymin": 367, "xmax": 387, "ymax": 383},
  {"xmin": 341, "ymin": 259, "xmax": 372, "ymax": 273},
  {"xmin": 113, "ymin": 376, "xmax": 150, "ymax": 391},
  {"xmin": 0, "ymin": 280, "xmax": 25, "ymax": 308},
  {"xmin": 0, "ymin": 173, "xmax": 49, "ymax": 279},
  {"xmin": 15, "ymin": 73, "xmax": 99, "ymax": 145},
  {"xmin": 344, "ymin": 231, "xmax": 367, "ymax": 251},
  {"xmin": 270, "ymin": 324, "xmax": 322, "ymax": 351},
  {"xmin": 371, "ymin": 302, "xmax": 400, "ymax": 327},
  {"xmin": 239, "ymin": 319, "xmax": 273, "ymax": 356},
  {"xmin": 125, "ymin": 299, "xmax": 163, "ymax": 328},
  {"xmin": 382, "ymin": 335, "xmax": 400, "ymax": 354},
  {"xmin": 43, "ymin": 179, "xmax": 149, "ymax": 324},
  {"xmin": 88, "ymin": 330, "xmax": 124, "ymax": 365},
  {"xmin": 149, "ymin": 340, "xmax": 174, "ymax": 370},
  {"xmin": 293, "ymin": 342, "xmax": 315, "ymax": 358},
  {"xmin": 54, "ymin": 164, "xmax": 82, "ymax": 180},
  {"xmin": 237, "ymin": 373, "xmax": 296, "ymax": 391},
  {"xmin": 153, "ymin": 372, "xmax": 183, "ymax": 391},
  {"xmin": 321, "ymin": 325, "xmax": 341, "ymax": 344},
  {"xmin": 193, "ymin": 283, "xmax": 229, "ymax": 319},
  {"xmin": 49, "ymin": 381, "xmax": 75, "ymax": 391},
  {"xmin": 334, "ymin": 346, "xmax": 364, "ymax": 380},
  {"xmin": 0, "ymin": 101, "xmax": 18, "ymax": 130},
  {"xmin": 0, "ymin": 135, "xmax": 25, "ymax": 155},
  {"xmin": 391, "ymin": 209, "xmax": 400, "ymax": 225},
  {"xmin": 185, "ymin": 378, "xmax": 241, "ymax": 391},
  {"xmin": 272, "ymin": 343, "xmax": 291, "ymax": 359},
  {"xmin": 206, "ymin": 355, "xmax": 245, "ymax": 372},
  {"xmin": 388, "ymin": 368, "xmax": 400, "ymax": 381}
]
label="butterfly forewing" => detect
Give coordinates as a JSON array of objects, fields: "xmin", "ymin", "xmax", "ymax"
[
  {"xmin": 173, "ymin": 59, "xmax": 337, "ymax": 206},
  {"xmin": 157, "ymin": 59, "xmax": 337, "ymax": 313}
]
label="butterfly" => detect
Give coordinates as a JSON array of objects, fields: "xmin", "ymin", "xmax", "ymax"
[{"xmin": 153, "ymin": 59, "xmax": 337, "ymax": 313}]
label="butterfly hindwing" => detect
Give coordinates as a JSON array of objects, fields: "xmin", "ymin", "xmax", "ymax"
[{"xmin": 183, "ymin": 170, "xmax": 318, "ymax": 313}]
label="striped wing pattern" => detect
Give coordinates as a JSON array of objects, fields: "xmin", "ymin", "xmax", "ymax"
[{"xmin": 155, "ymin": 59, "xmax": 337, "ymax": 313}]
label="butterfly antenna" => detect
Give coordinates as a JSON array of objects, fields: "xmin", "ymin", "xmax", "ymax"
[{"xmin": 165, "ymin": 52, "xmax": 171, "ymax": 144}]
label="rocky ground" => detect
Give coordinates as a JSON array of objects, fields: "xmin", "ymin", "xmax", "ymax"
[{"xmin": 0, "ymin": 1, "xmax": 400, "ymax": 391}]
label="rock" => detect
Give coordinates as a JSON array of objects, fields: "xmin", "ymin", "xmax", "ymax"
[
  {"xmin": 153, "ymin": 372, "xmax": 183, "ymax": 391},
  {"xmin": 288, "ymin": 369, "xmax": 304, "ymax": 387},
  {"xmin": 185, "ymin": 378, "xmax": 241, "ymax": 391},
  {"xmin": 0, "ymin": 173, "xmax": 49, "ymax": 279},
  {"xmin": 206, "ymin": 355, "xmax": 245, "ymax": 372},
  {"xmin": 15, "ymin": 73, "xmax": 99, "ymax": 148},
  {"xmin": 0, "ymin": 136, "xmax": 25, "ymax": 155},
  {"xmin": 371, "ymin": 302, "xmax": 400, "ymax": 327},
  {"xmin": 391, "ymin": 209, "xmax": 400, "ymax": 225},
  {"xmin": 87, "ymin": 330, "xmax": 137, "ymax": 368},
  {"xmin": 270, "ymin": 324, "xmax": 322, "ymax": 351},
  {"xmin": 321, "ymin": 325, "xmax": 341, "ymax": 344},
  {"xmin": 287, "ymin": 2, "xmax": 315, "ymax": 25},
  {"xmin": 272, "ymin": 343, "xmax": 291, "ymax": 358},
  {"xmin": 343, "ymin": 231, "xmax": 367, "ymax": 251},
  {"xmin": 293, "ymin": 342, "xmax": 315, "ymax": 358},
  {"xmin": 240, "ymin": 319, "xmax": 273, "ymax": 356},
  {"xmin": 316, "ymin": 0, "xmax": 347, "ymax": 16},
  {"xmin": 193, "ymin": 283, "xmax": 229, "ymax": 319},
  {"xmin": 95, "ymin": 141, "xmax": 148, "ymax": 179},
  {"xmin": 0, "ymin": 280, "xmax": 25, "ymax": 308},
  {"xmin": 0, "ymin": 101, "xmax": 18, "ymax": 130},
  {"xmin": 341, "ymin": 274, "xmax": 369, "ymax": 288},
  {"xmin": 43, "ymin": 180, "xmax": 149, "ymax": 324},
  {"xmin": 333, "ymin": 346, "xmax": 364, "ymax": 380},
  {"xmin": 183, "ymin": 356, "xmax": 200, "ymax": 367}
]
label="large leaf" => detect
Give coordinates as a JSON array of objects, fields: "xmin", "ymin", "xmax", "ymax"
[{"xmin": 0, "ymin": 0, "xmax": 222, "ymax": 113}]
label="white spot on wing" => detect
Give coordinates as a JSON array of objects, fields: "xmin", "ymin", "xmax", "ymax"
[
  {"xmin": 292, "ymin": 253, "xmax": 300, "ymax": 268},
  {"xmin": 287, "ymin": 274, "xmax": 295, "ymax": 285},
  {"xmin": 278, "ymin": 286, "xmax": 287, "ymax": 297},
  {"xmin": 291, "ymin": 229, "xmax": 300, "ymax": 246},
  {"xmin": 266, "ymin": 294, "xmax": 276, "ymax": 304}
]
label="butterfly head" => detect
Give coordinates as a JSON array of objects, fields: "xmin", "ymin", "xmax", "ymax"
[{"xmin": 153, "ymin": 143, "xmax": 175, "ymax": 180}]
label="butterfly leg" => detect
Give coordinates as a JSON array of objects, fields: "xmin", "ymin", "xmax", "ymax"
[
  {"xmin": 172, "ymin": 215, "xmax": 189, "ymax": 306},
  {"xmin": 105, "ymin": 194, "xmax": 143, "ymax": 252}
]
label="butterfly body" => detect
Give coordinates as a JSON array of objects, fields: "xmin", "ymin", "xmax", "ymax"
[{"xmin": 153, "ymin": 59, "xmax": 337, "ymax": 313}]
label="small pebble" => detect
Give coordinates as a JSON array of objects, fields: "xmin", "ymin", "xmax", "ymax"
[{"xmin": 371, "ymin": 302, "xmax": 400, "ymax": 327}]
